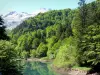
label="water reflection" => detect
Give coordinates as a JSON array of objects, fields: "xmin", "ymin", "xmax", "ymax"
[{"xmin": 22, "ymin": 61, "xmax": 61, "ymax": 75}]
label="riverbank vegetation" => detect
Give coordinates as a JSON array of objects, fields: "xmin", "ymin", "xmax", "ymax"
[{"xmin": 0, "ymin": 0, "xmax": 100, "ymax": 74}]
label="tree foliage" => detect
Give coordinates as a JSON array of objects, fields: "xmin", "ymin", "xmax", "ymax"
[{"xmin": 0, "ymin": 16, "xmax": 9, "ymax": 40}]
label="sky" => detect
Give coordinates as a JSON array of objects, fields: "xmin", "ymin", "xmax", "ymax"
[{"xmin": 0, "ymin": 0, "xmax": 95, "ymax": 14}]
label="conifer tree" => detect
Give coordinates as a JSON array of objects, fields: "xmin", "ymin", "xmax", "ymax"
[{"xmin": 0, "ymin": 16, "xmax": 9, "ymax": 40}]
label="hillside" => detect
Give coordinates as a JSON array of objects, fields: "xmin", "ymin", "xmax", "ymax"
[
  {"xmin": 11, "ymin": 0, "xmax": 100, "ymax": 73},
  {"xmin": 11, "ymin": 8, "xmax": 74, "ymax": 58}
]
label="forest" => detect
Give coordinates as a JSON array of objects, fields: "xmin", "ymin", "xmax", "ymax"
[{"xmin": 0, "ymin": 0, "xmax": 100, "ymax": 75}]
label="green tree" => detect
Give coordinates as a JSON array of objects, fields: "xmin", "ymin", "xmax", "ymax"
[
  {"xmin": 0, "ymin": 16, "xmax": 22, "ymax": 75},
  {"xmin": 0, "ymin": 41, "xmax": 22, "ymax": 75},
  {"xmin": 0, "ymin": 16, "xmax": 9, "ymax": 40},
  {"xmin": 36, "ymin": 43, "xmax": 48, "ymax": 57}
]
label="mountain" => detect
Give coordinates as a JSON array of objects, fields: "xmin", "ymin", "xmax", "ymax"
[
  {"xmin": 3, "ymin": 11, "xmax": 33, "ymax": 29},
  {"xmin": 3, "ymin": 8, "xmax": 50, "ymax": 29}
]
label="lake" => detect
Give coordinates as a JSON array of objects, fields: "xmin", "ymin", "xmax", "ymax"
[{"xmin": 21, "ymin": 61, "xmax": 62, "ymax": 75}]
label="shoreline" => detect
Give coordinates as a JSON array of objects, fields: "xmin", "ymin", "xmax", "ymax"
[
  {"xmin": 26, "ymin": 58, "xmax": 97, "ymax": 75},
  {"xmin": 26, "ymin": 58, "xmax": 53, "ymax": 63},
  {"xmin": 52, "ymin": 65, "xmax": 99, "ymax": 75},
  {"xmin": 52, "ymin": 65, "xmax": 87, "ymax": 75}
]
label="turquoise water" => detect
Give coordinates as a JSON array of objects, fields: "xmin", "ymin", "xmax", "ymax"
[{"xmin": 22, "ymin": 61, "xmax": 61, "ymax": 75}]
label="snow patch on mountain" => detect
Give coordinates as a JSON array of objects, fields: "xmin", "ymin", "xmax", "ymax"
[{"xmin": 3, "ymin": 8, "xmax": 50, "ymax": 29}]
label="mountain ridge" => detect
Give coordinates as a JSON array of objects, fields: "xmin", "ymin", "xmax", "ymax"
[{"xmin": 2, "ymin": 8, "xmax": 50, "ymax": 29}]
